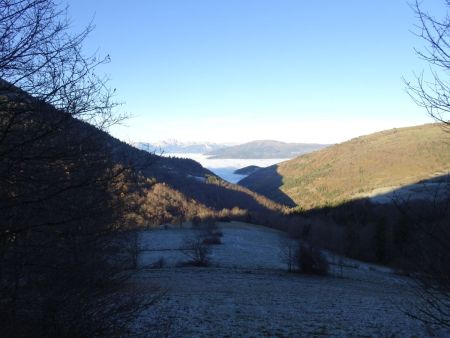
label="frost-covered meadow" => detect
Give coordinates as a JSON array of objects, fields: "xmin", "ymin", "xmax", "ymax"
[{"xmin": 132, "ymin": 222, "xmax": 448, "ymax": 337}]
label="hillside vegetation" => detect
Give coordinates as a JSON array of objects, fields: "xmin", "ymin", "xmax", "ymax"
[
  {"xmin": 240, "ymin": 124, "xmax": 450, "ymax": 209},
  {"xmin": 206, "ymin": 140, "xmax": 329, "ymax": 159}
]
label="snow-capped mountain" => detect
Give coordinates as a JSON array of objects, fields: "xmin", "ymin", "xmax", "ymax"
[{"xmin": 132, "ymin": 139, "xmax": 232, "ymax": 154}]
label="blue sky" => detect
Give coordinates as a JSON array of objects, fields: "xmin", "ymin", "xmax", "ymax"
[{"xmin": 66, "ymin": 0, "xmax": 443, "ymax": 143}]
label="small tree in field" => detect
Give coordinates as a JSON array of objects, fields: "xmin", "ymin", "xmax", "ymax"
[
  {"xmin": 181, "ymin": 232, "xmax": 211, "ymax": 266},
  {"xmin": 297, "ymin": 243, "xmax": 329, "ymax": 275},
  {"xmin": 279, "ymin": 236, "xmax": 297, "ymax": 272}
]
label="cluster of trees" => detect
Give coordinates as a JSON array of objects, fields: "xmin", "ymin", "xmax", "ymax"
[
  {"xmin": 0, "ymin": 1, "xmax": 151, "ymax": 336},
  {"xmin": 121, "ymin": 180, "xmax": 253, "ymax": 227},
  {"xmin": 279, "ymin": 237, "xmax": 329, "ymax": 275},
  {"xmin": 283, "ymin": 198, "xmax": 442, "ymax": 264}
]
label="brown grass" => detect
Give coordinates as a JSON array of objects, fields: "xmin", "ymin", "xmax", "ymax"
[{"xmin": 244, "ymin": 123, "xmax": 450, "ymax": 210}]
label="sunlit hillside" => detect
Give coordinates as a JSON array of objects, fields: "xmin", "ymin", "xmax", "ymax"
[{"xmin": 240, "ymin": 124, "xmax": 450, "ymax": 209}]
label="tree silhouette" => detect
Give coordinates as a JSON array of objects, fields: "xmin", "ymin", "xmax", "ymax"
[
  {"xmin": 406, "ymin": 0, "xmax": 450, "ymax": 125},
  {"xmin": 405, "ymin": 0, "xmax": 450, "ymax": 330},
  {"xmin": 0, "ymin": 1, "xmax": 148, "ymax": 336}
]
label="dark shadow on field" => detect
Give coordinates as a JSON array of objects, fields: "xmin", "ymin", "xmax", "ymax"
[
  {"xmin": 288, "ymin": 174, "xmax": 450, "ymax": 264},
  {"xmin": 238, "ymin": 164, "xmax": 297, "ymax": 208},
  {"xmin": 300, "ymin": 174, "xmax": 450, "ymax": 216},
  {"xmin": 367, "ymin": 174, "xmax": 450, "ymax": 205}
]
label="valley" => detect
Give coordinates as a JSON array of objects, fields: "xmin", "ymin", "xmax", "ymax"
[
  {"xmin": 162, "ymin": 152, "xmax": 286, "ymax": 183},
  {"xmin": 3, "ymin": 82, "xmax": 450, "ymax": 335},
  {"xmin": 2, "ymin": 0, "xmax": 450, "ymax": 336},
  {"xmin": 134, "ymin": 140, "xmax": 329, "ymax": 183}
]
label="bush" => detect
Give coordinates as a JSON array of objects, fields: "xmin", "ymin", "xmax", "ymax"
[
  {"xmin": 297, "ymin": 244, "xmax": 329, "ymax": 275},
  {"xmin": 181, "ymin": 235, "xmax": 211, "ymax": 266},
  {"xmin": 201, "ymin": 220, "xmax": 223, "ymax": 244},
  {"xmin": 203, "ymin": 235, "xmax": 222, "ymax": 245},
  {"xmin": 279, "ymin": 236, "xmax": 297, "ymax": 272}
]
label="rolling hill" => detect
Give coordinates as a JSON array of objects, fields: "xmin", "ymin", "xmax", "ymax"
[
  {"xmin": 206, "ymin": 140, "xmax": 329, "ymax": 159},
  {"xmin": 239, "ymin": 124, "xmax": 450, "ymax": 210}
]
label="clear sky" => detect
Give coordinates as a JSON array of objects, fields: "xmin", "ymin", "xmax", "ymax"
[{"xmin": 65, "ymin": 0, "xmax": 444, "ymax": 144}]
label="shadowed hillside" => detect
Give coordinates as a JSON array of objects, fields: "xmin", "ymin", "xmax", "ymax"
[
  {"xmin": 1, "ymin": 82, "xmax": 286, "ymax": 222},
  {"xmin": 103, "ymin": 139, "xmax": 287, "ymax": 217},
  {"xmin": 240, "ymin": 124, "xmax": 450, "ymax": 210}
]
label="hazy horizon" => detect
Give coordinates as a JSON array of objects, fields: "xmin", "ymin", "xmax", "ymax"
[{"xmin": 125, "ymin": 121, "xmax": 431, "ymax": 145}]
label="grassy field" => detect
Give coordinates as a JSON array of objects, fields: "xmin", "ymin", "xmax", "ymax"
[
  {"xmin": 132, "ymin": 222, "xmax": 442, "ymax": 337},
  {"xmin": 240, "ymin": 123, "xmax": 450, "ymax": 209}
]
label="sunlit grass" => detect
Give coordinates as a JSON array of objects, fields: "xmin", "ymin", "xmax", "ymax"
[{"xmin": 248, "ymin": 123, "xmax": 450, "ymax": 210}]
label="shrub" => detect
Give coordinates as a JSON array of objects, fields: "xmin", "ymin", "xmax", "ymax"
[
  {"xmin": 201, "ymin": 220, "xmax": 223, "ymax": 244},
  {"xmin": 279, "ymin": 236, "xmax": 297, "ymax": 272},
  {"xmin": 297, "ymin": 244, "xmax": 329, "ymax": 275},
  {"xmin": 181, "ymin": 235, "xmax": 211, "ymax": 266},
  {"xmin": 203, "ymin": 234, "xmax": 222, "ymax": 245}
]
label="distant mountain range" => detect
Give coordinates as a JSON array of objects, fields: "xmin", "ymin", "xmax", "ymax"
[
  {"xmin": 239, "ymin": 124, "xmax": 450, "ymax": 210},
  {"xmin": 133, "ymin": 140, "xmax": 231, "ymax": 154},
  {"xmin": 205, "ymin": 140, "xmax": 330, "ymax": 159}
]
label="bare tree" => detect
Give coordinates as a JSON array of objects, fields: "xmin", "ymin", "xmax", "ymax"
[
  {"xmin": 403, "ymin": 0, "xmax": 450, "ymax": 330},
  {"xmin": 279, "ymin": 235, "xmax": 297, "ymax": 272},
  {"xmin": 0, "ymin": 0, "xmax": 126, "ymax": 128},
  {"xmin": 296, "ymin": 243, "xmax": 329, "ymax": 275},
  {"xmin": 406, "ymin": 0, "xmax": 450, "ymax": 126},
  {"xmin": 0, "ymin": 1, "xmax": 151, "ymax": 336},
  {"xmin": 181, "ymin": 231, "xmax": 211, "ymax": 266}
]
